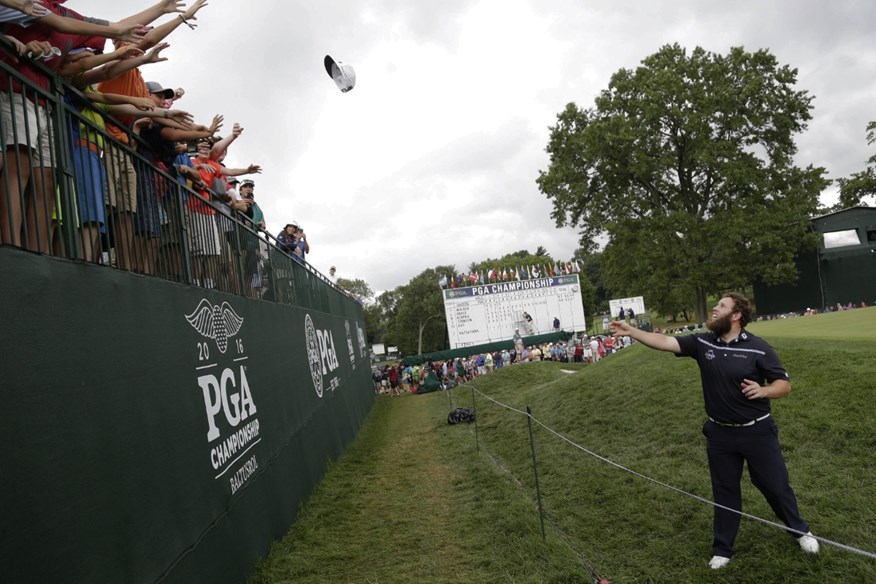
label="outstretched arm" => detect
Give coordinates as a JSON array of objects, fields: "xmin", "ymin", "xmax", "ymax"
[
  {"xmin": 113, "ymin": 0, "xmax": 185, "ymax": 28},
  {"xmin": 210, "ymin": 122, "xmax": 241, "ymax": 160},
  {"xmin": 609, "ymin": 320, "xmax": 681, "ymax": 353},
  {"xmin": 83, "ymin": 90, "xmax": 153, "ymax": 111},
  {"xmin": 38, "ymin": 13, "xmax": 146, "ymax": 43},
  {"xmin": 61, "ymin": 45, "xmax": 144, "ymax": 80},
  {"xmin": 82, "ymin": 42, "xmax": 168, "ymax": 85},
  {"xmin": 136, "ymin": 0, "xmax": 207, "ymax": 50},
  {"xmin": 0, "ymin": 0, "xmax": 46, "ymax": 17},
  {"xmin": 109, "ymin": 104, "xmax": 194, "ymax": 125},
  {"xmin": 219, "ymin": 163, "xmax": 261, "ymax": 177}
]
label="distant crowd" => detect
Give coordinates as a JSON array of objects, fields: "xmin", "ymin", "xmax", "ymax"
[{"xmin": 372, "ymin": 333, "xmax": 635, "ymax": 396}]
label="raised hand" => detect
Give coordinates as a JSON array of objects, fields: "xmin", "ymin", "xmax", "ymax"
[
  {"xmin": 168, "ymin": 109, "xmax": 194, "ymax": 124},
  {"xmin": 115, "ymin": 23, "xmax": 148, "ymax": 44},
  {"xmin": 1, "ymin": 0, "xmax": 47, "ymax": 17},
  {"xmin": 132, "ymin": 96, "xmax": 154, "ymax": 111},
  {"xmin": 161, "ymin": 0, "xmax": 186, "ymax": 13},
  {"xmin": 143, "ymin": 42, "xmax": 169, "ymax": 64},
  {"xmin": 182, "ymin": 0, "xmax": 208, "ymax": 20},
  {"xmin": 132, "ymin": 117, "xmax": 153, "ymax": 131},
  {"xmin": 208, "ymin": 114, "xmax": 224, "ymax": 134},
  {"xmin": 117, "ymin": 45, "xmax": 145, "ymax": 60}
]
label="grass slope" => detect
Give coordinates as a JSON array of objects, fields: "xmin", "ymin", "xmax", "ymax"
[
  {"xmin": 249, "ymin": 388, "xmax": 592, "ymax": 584},
  {"xmin": 250, "ymin": 312, "xmax": 876, "ymax": 583}
]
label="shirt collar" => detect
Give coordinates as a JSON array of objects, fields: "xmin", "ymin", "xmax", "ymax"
[{"xmin": 713, "ymin": 329, "xmax": 749, "ymax": 345}]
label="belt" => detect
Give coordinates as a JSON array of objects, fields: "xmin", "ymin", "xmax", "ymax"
[
  {"xmin": 77, "ymin": 139, "xmax": 102, "ymax": 155},
  {"xmin": 709, "ymin": 412, "xmax": 771, "ymax": 427}
]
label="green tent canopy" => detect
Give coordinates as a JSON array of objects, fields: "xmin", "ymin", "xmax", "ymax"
[{"xmin": 416, "ymin": 370, "xmax": 443, "ymax": 394}]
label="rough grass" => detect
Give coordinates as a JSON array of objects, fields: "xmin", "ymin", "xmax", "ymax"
[
  {"xmin": 248, "ymin": 391, "xmax": 591, "ymax": 584},
  {"xmin": 249, "ymin": 311, "xmax": 876, "ymax": 583}
]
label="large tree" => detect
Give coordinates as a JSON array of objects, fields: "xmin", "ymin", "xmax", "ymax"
[
  {"xmin": 386, "ymin": 266, "xmax": 452, "ymax": 355},
  {"xmin": 537, "ymin": 44, "xmax": 828, "ymax": 321},
  {"xmin": 573, "ymin": 248, "xmax": 608, "ymax": 314},
  {"xmin": 336, "ymin": 277, "xmax": 373, "ymax": 304},
  {"xmin": 363, "ymin": 288, "xmax": 398, "ymax": 345},
  {"xmin": 836, "ymin": 121, "xmax": 876, "ymax": 208}
]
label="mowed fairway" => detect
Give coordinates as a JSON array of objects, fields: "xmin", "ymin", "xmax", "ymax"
[
  {"xmin": 249, "ymin": 311, "xmax": 876, "ymax": 584},
  {"xmin": 747, "ymin": 306, "xmax": 876, "ymax": 341}
]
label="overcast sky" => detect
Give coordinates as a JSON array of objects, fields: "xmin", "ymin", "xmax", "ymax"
[{"xmin": 75, "ymin": 0, "xmax": 876, "ymax": 293}]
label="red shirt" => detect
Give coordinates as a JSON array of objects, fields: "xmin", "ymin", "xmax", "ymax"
[{"xmin": 187, "ymin": 158, "xmax": 222, "ymax": 215}]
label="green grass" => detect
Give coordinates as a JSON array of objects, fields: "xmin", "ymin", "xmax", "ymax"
[
  {"xmin": 747, "ymin": 306, "xmax": 876, "ymax": 341},
  {"xmin": 249, "ymin": 312, "xmax": 876, "ymax": 584},
  {"xmin": 248, "ymin": 389, "xmax": 591, "ymax": 584}
]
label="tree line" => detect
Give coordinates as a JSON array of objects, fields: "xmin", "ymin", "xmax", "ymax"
[{"xmin": 362, "ymin": 43, "xmax": 875, "ymax": 356}]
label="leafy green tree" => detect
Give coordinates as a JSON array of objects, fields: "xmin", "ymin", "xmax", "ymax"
[
  {"xmin": 386, "ymin": 266, "xmax": 452, "ymax": 355},
  {"xmin": 363, "ymin": 303, "xmax": 385, "ymax": 345},
  {"xmin": 365, "ymin": 289, "xmax": 400, "ymax": 345},
  {"xmin": 336, "ymin": 277, "xmax": 373, "ymax": 304},
  {"xmin": 836, "ymin": 121, "xmax": 876, "ymax": 209},
  {"xmin": 573, "ymin": 249, "xmax": 608, "ymax": 313},
  {"xmin": 537, "ymin": 44, "xmax": 828, "ymax": 321}
]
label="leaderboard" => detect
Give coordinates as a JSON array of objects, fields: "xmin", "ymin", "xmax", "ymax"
[{"xmin": 442, "ymin": 275, "xmax": 587, "ymax": 349}]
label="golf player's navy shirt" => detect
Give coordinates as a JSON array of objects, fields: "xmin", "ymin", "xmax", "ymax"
[{"xmin": 675, "ymin": 330, "xmax": 789, "ymax": 424}]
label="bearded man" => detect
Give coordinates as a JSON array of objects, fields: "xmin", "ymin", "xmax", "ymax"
[{"xmin": 609, "ymin": 292, "xmax": 818, "ymax": 570}]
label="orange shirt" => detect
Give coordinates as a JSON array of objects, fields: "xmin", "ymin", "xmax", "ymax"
[
  {"xmin": 188, "ymin": 158, "xmax": 223, "ymax": 215},
  {"xmin": 98, "ymin": 68, "xmax": 148, "ymax": 145}
]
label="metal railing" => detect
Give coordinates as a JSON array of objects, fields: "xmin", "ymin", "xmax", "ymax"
[{"xmin": 0, "ymin": 39, "xmax": 348, "ymax": 312}]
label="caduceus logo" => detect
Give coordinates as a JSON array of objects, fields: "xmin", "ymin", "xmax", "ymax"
[
  {"xmin": 185, "ymin": 299, "xmax": 245, "ymax": 354},
  {"xmin": 305, "ymin": 314, "xmax": 323, "ymax": 398}
]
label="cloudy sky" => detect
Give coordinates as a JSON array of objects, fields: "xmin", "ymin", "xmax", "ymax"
[{"xmin": 75, "ymin": 0, "xmax": 876, "ymax": 293}]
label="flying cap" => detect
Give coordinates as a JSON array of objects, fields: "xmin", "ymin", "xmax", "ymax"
[
  {"xmin": 145, "ymin": 81, "xmax": 174, "ymax": 99},
  {"xmin": 324, "ymin": 55, "xmax": 356, "ymax": 93}
]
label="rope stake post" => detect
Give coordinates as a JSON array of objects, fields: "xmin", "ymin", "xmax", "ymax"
[
  {"xmin": 446, "ymin": 380, "xmax": 452, "ymax": 408},
  {"xmin": 471, "ymin": 385, "xmax": 479, "ymax": 453},
  {"xmin": 526, "ymin": 405, "xmax": 547, "ymax": 543}
]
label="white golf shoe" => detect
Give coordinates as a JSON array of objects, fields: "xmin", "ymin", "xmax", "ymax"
[
  {"xmin": 709, "ymin": 555, "xmax": 731, "ymax": 569},
  {"xmin": 798, "ymin": 532, "xmax": 820, "ymax": 554}
]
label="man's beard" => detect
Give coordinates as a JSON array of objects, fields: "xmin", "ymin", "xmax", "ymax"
[{"xmin": 706, "ymin": 312, "xmax": 733, "ymax": 336}]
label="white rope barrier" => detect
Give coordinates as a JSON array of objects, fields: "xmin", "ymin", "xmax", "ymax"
[{"xmin": 468, "ymin": 386, "xmax": 876, "ymax": 562}]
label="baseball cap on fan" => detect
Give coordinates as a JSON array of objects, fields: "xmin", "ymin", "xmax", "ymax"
[
  {"xmin": 145, "ymin": 81, "xmax": 174, "ymax": 99},
  {"xmin": 324, "ymin": 55, "xmax": 356, "ymax": 92}
]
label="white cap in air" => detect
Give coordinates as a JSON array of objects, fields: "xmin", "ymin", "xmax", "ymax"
[{"xmin": 324, "ymin": 55, "xmax": 356, "ymax": 93}]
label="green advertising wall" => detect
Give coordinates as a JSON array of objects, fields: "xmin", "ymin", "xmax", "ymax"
[{"xmin": 0, "ymin": 247, "xmax": 374, "ymax": 583}]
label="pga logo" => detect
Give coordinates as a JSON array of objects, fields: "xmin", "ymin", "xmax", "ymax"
[
  {"xmin": 186, "ymin": 299, "xmax": 258, "ymax": 444},
  {"xmin": 305, "ymin": 314, "xmax": 340, "ymax": 398},
  {"xmin": 198, "ymin": 368, "xmax": 257, "ymax": 442}
]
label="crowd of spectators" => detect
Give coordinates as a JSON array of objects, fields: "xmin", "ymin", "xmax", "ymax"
[
  {"xmin": 0, "ymin": 0, "xmax": 316, "ymax": 296},
  {"xmin": 371, "ymin": 333, "xmax": 636, "ymax": 396}
]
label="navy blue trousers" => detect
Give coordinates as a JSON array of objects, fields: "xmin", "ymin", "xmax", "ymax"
[{"xmin": 702, "ymin": 418, "xmax": 809, "ymax": 557}]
